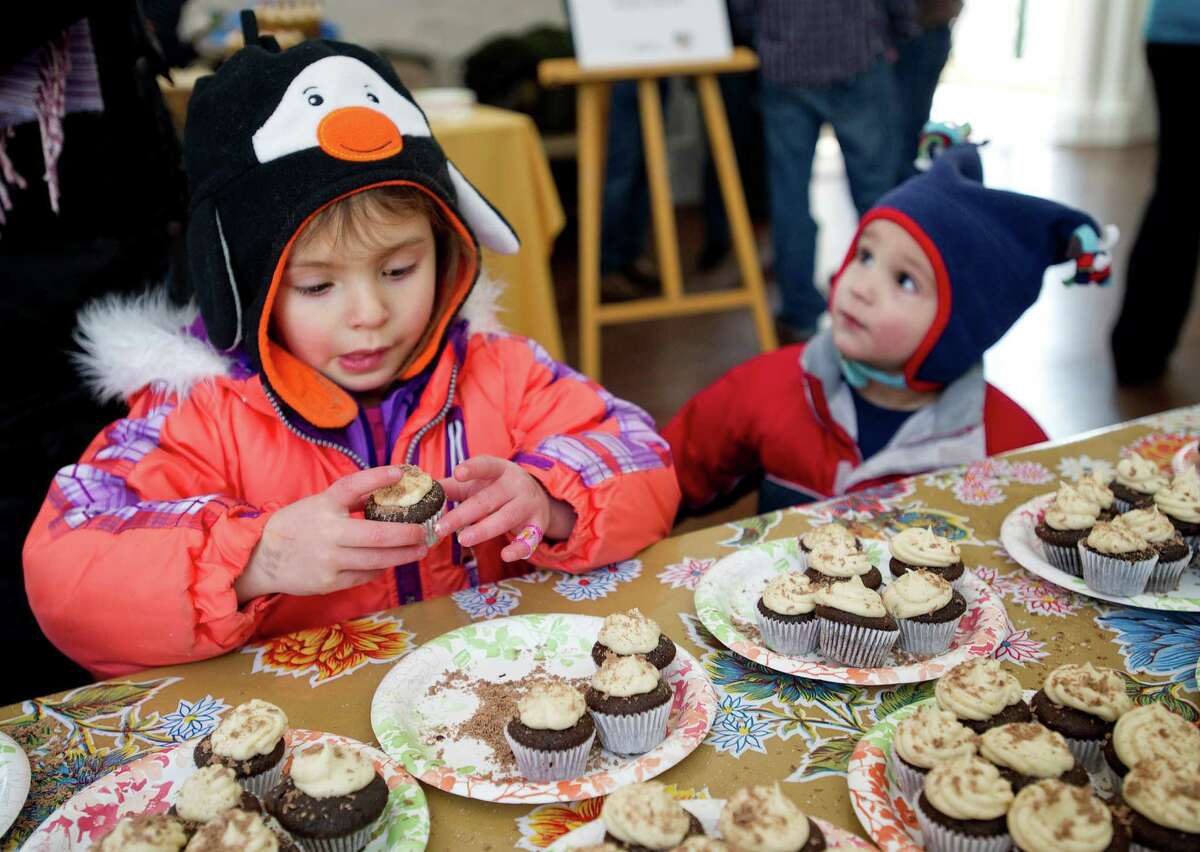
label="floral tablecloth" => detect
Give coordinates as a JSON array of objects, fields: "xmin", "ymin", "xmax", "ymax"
[{"xmin": 4, "ymin": 406, "xmax": 1199, "ymax": 850}]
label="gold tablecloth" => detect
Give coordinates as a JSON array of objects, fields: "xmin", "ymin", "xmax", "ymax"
[{"xmin": 4, "ymin": 406, "xmax": 1199, "ymax": 849}]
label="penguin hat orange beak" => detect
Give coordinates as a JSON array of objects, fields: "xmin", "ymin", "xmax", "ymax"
[{"xmin": 317, "ymin": 105, "xmax": 403, "ymax": 162}]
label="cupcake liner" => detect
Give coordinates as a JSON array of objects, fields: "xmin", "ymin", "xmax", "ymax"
[
  {"xmin": 1113, "ymin": 497, "xmax": 1133, "ymax": 514},
  {"xmin": 286, "ymin": 817, "xmax": 383, "ymax": 852},
  {"xmin": 503, "ymin": 726, "xmax": 595, "ymax": 782},
  {"xmin": 896, "ymin": 614, "xmax": 962, "ymax": 657},
  {"xmin": 590, "ymin": 698, "xmax": 671, "ymax": 755},
  {"xmin": 422, "ymin": 505, "xmax": 444, "ymax": 548},
  {"xmin": 817, "ymin": 617, "xmax": 898, "ymax": 668},
  {"xmin": 796, "ymin": 546, "xmax": 811, "ymax": 573},
  {"xmin": 755, "ymin": 608, "xmax": 819, "ymax": 657},
  {"xmin": 915, "ymin": 801, "xmax": 1011, "ymax": 852},
  {"xmin": 237, "ymin": 756, "xmax": 285, "ymax": 798},
  {"xmin": 889, "ymin": 751, "xmax": 927, "ymax": 803},
  {"xmin": 1061, "ymin": 734, "xmax": 1104, "ymax": 773},
  {"xmin": 1041, "ymin": 540, "xmax": 1083, "ymax": 576},
  {"xmin": 1078, "ymin": 543, "xmax": 1157, "ymax": 597},
  {"xmin": 1144, "ymin": 550, "xmax": 1192, "ymax": 593}
]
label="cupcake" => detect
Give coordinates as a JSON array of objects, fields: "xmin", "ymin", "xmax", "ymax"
[
  {"xmin": 805, "ymin": 547, "xmax": 882, "ymax": 590},
  {"xmin": 883, "ymin": 569, "xmax": 966, "ymax": 656},
  {"xmin": 978, "ymin": 723, "xmax": 1090, "ymax": 792},
  {"xmin": 184, "ymin": 808, "xmax": 300, "ymax": 852},
  {"xmin": 585, "ymin": 655, "xmax": 672, "ymax": 754},
  {"xmin": 600, "ymin": 782, "xmax": 705, "ymax": 850},
  {"xmin": 1008, "ymin": 779, "xmax": 1128, "ymax": 852},
  {"xmin": 503, "ymin": 681, "xmax": 596, "ymax": 782},
  {"xmin": 888, "ymin": 527, "xmax": 965, "ymax": 589},
  {"xmin": 1153, "ymin": 468, "xmax": 1200, "ymax": 549},
  {"xmin": 797, "ymin": 522, "xmax": 861, "ymax": 571},
  {"xmin": 755, "ymin": 571, "xmax": 820, "ymax": 656},
  {"xmin": 97, "ymin": 814, "xmax": 189, "ymax": 851},
  {"xmin": 890, "ymin": 703, "xmax": 978, "ymax": 801},
  {"xmin": 935, "ymin": 658, "xmax": 1032, "ymax": 734},
  {"xmin": 717, "ymin": 784, "xmax": 826, "ymax": 852},
  {"xmin": 1111, "ymin": 452, "xmax": 1168, "ymax": 512},
  {"xmin": 915, "ymin": 756, "xmax": 1014, "ymax": 852},
  {"xmin": 1078, "ymin": 522, "xmax": 1158, "ymax": 597},
  {"xmin": 1113, "ymin": 507, "xmax": 1193, "ymax": 592},
  {"xmin": 577, "ymin": 845, "xmax": 626, "ymax": 852},
  {"xmin": 363, "ymin": 464, "xmax": 445, "ymax": 545},
  {"xmin": 1102, "ymin": 702, "xmax": 1200, "ymax": 781},
  {"xmin": 193, "ymin": 699, "xmax": 288, "ymax": 795},
  {"xmin": 1031, "ymin": 663, "xmax": 1132, "ymax": 770},
  {"xmin": 592, "ymin": 608, "xmax": 677, "ymax": 670},
  {"xmin": 1120, "ymin": 757, "xmax": 1200, "ymax": 852},
  {"xmin": 172, "ymin": 765, "xmax": 262, "ymax": 828},
  {"xmin": 1076, "ymin": 471, "xmax": 1118, "ymax": 520},
  {"xmin": 264, "ymin": 741, "xmax": 388, "ymax": 852},
  {"xmin": 1034, "ymin": 482, "xmax": 1101, "ymax": 575},
  {"xmin": 813, "ymin": 575, "xmax": 899, "ymax": 668},
  {"xmin": 674, "ymin": 840, "xmax": 731, "ymax": 851}
]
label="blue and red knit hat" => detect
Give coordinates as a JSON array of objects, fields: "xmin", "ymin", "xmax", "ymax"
[{"xmin": 830, "ymin": 143, "xmax": 1110, "ymax": 390}]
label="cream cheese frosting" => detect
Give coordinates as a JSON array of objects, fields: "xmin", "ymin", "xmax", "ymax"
[
  {"xmin": 601, "ymin": 782, "xmax": 690, "ymax": 849},
  {"xmin": 1114, "ymin": 506, "xmax": 1179, "ymax": 544},
  {"xmin": 1042, "ymin": 663, "xmax": 1132, "ymax": 722},
  {"xmin": 1111, "ymin": 702, "xmax": 1200, "ymax": 769},
  {"xmin": 1115, "ymin": 452, "xmax": 1168, "ymax": 495},
  {"xmin": 1075, "ymin": 473, "xmax": 1115, "ymax": 510},
  {"xmin": 761, "ymin": 572, "xmax": 817, "ymax": 616},
  {"xmin": 883, "ymin": 570, "xmax": 953, "ymax": 619},
  {"xmin": 1154, "ymin": 469, "xmax": 1200, "ymax": 524},
  {"xmin": 717, "ymin": 784, "xmax": 810, "ymax": 852},
  {"xmin": 517, "ymin": 682, "xmax": 587, "ymax": 731},
  {"xmin": 175, "ymin": 765, "xmax": 244, "ymax": 824},
  {"xmin": 808, "ymin": 548, "xmax": 874, "ymax": 578},
  {"xmin": 99, "ymin": 815, "xmax": 189, "ymax": 852},
  {"xmin": 893, "ymin": 704, "xmax": 977, "ymax": 768},
  {"xmin": 890, "ymin": 528, "xmax": 960, "ymax": 567},
  {"xmin": 923, "ymin": 756, "xmax": 1013, "ymax": 821},
  {"xmin": 591, "ymin": 654, "xmax": 660, "ymax": 698},
  {"xmin": 1122, "ymin": 757, "xmax": 1200, "ymax": 834},
  {"xmin": 800, "ymin": 524, "xmax": 858, "ymax": 553},
  {"xmin": 597, "ymin": 608, "xmax": 661, "ymax": 655},
  {"xmin": 935, "ymin": 659, "xmax": 1023, "ymax": 721},
  {"xmin": 210, "ymin": 700, "xmax": 287, "ymax": 761},
  {"xmin": 1043, "ymin": 483, "xmax": 1101, "ymax": 531},
  {"xmin": 183, "ymin": 809, "xmax": 278, "ymax": 852},
  {"xmin": 979, "ymin": 723, "xmax": 1074, "ymax": 779},
  {"xmin": 371, "ymin": 466, "xmax": 434, "ymax": 508},
  {"xmin": 813, "ymin": 575, "xmax": 887, "ymax": 619},
  {"xmin": 289, "ymin": 742, "xmax": 376, "ymax": 799},
  {"xmin": 1083, "ymin": 521, "xmax": 1150, "ymax": 557},
  {"xmin": 1007, "ymin": 780, "xmax": 1114, "ymax": 852}
]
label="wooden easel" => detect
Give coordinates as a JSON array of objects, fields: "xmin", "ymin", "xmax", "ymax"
[{"xmin": 539, "ymin": 48, "xmax": 777, "ymax": 380}]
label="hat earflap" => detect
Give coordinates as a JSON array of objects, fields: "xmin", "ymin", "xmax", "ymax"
[
  {"xmin": 446, "ymin": 162, "xmax": 520, "ymax": 255},
  {"xmin": 186, "ymin": 196, "xmax": 244, "ymax": 351}
]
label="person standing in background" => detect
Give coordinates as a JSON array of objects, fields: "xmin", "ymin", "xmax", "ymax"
[
  {"xmin": 731, "ymin": 0, "xmax": 919, "ymax": 344},
  {"xmin": 893, "ymin": 0, "xmax": 961, "ymax": 183},
  {"xmin": 1110, "ymin": 0, "xmax": 1200, "ymax": 384}
]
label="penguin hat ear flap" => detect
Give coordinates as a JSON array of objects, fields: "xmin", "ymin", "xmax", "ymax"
[
  {"xmin": 187, "ymin": 195, "xmax": 245, "ymax": 351},
  {"xmin": 239, "ymin": 9, "xmax": 283, "ymax": 53},
  {"xmin": 446, "ymin": 161, "xmax": 520, "ymax": 255}
]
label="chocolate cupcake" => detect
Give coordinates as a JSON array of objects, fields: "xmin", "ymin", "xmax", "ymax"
[
  {"xmin": 888, "ymin": 527, "xmax": 966, "ymax": 589},
  {"xmin": 813, "ymin": 575, "xmax": 898, "ymax": 668},
  {"xmin": 503, "ymin": 681, "xmax": 596, "ymax": 782},
  {"xmin": 796, "ymin": 523, "xmax": 861, "ymax": 571},
  {"xmin": 97, "ymin": 814, "xmax": 189, "ymax": 851},
  {"xmin": 193, "ymin": 699, "xmax": 288, "ymax": 795},
  {"xmin": 1076, "ymin": 472, "xmax": 1119, "ymax": 520},
  {"xmin": 755, "ymin": 572, "xmax": 819, "ymax": 656},
  {"xmin": 804, "ymin": 547, "xmax": 882, "ymax": 590},
  {"xmin": 600, "ymin": 782, "xmax": 705, "ymax": 851},
  {"xmin": 183, "ymin": 808, "xmax": 301, "ymax": 852},
  {"xmin": 718, "ymin": 784, "xmax": 826, "ymax": 852},
  {"xmin": 363, "ymin": 464, "xmax": 445, "ymax": 546},
  {"xmin": 935, "ymin": 658, "xmax": 1032, "ymax": 734},
  {"xmin": 1078, "ymin": 522, "xmax": 1158, "ymax": 597},
  {"xmin": 1113, "ymin": 507, "xmax": 1193, "ymax": 592},
  {"xmin": 1153, "ymin": 468, "xmax": 1200, "ymax": 550},
  {"xmin": 890, "ymin": 703, "xmax": 978, "ymax": 802},
  {"xmin": 1120, "ymin": 757, "xmax": 1200, "ymax": 852},
  {"xmin": 171, "ymin": 765, "xmax": 262, "ymax": 829},
  {"xmin": 1031, "ymin": 663, "xmax": 1132, "ymax": 771},
  {"xmin": 1102, "ymin": 702, "xmax": 1200, "ymax": 781},
  {"xmin": 265, "ymin": 741, "xmax": 388, "ymax": 852},
  {"xmin": 591, "ymin": 609, "xmax": 677, "ymax": 671},
  {"xmin": 978, "ymin": 723, "xmax": 1090, "ymax": 792},
  {"xmin": 1008, "ymin": 780, "xmax": 1128, "ymax": 852},
  {"xmin": 1034, "ymin": 482, "xmax": 1101, "ymax": 575},
  {"xmin": 1111, "ymin": 452, "xmax": 1168, "ymax": 512},
  {"xmin": 916, "ymin": 756, "xmax": 1014, "ymax": 852},
  {"xmin": 585, "ymin": 655, "xmax": 672, "ymax": 754},
  {"xmin": 882, "ymin": 569, "xmax": 965, "ymax": 656}
]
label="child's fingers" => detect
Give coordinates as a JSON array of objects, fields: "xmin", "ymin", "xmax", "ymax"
[
  {"xmin": 453, "ymin": 455, "xmax": 508, "ymax": 483},
  {"xmin": 325, "ymin": 466, "xmax": 403, "ymax": 510},
  {"xmin": 437, "ymin": 475, "xmax": 487, "ymax": 505},
  {"xmin": 336, "ymin": 518, "xmax": 427, "ymax": 549},
  {"xmin": 435, "ymin": 484, "xmax": 510, "ymax": 537},
  {"xmin": 456, "ymin": 501, "xmax": 527, "ymax": 549},
  {"xmin": 339, "ymin": 544, "xmax": 429, "ymax": 572}
]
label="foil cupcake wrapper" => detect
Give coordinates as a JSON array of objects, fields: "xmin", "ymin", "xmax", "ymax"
[
  {"xmin": 889, "ymin": 751, "xmax": 927, "ymax": 803},
  {"xmin": 817, "ymin": 618, "xmax": 898, "ymax": 668},
  {"xmin": 503, "ymin": 726, "xmax": 595, "ymax": 782},
  {"xmin": 1144, "ymin": 551, "xmax": 1192, "ymax": 593},
  {"xmin": 1061, "ymin": 733, "xmax": 1104, "ymax": 773},
  {"xmin": 896, "ymin": 614, "xmax": 962, "ymax": 657},
  {"xmin": 756, "ymin": 608, "xmax": 819, "ymax": 657},
  {"xmin": 1077, "ymin": 544, "xmax": 1157, "ymax": 597},
  {"xmin": 1041, "ymin": 540, "xmax": 1084, "ymax": 576},
  {"xmin": 590, "ymin": 698, "xmax": 671, "ymax": 755},
  {"xmin": 915, "ymin": 801, "xmax": 1011, "ymax": 852}
]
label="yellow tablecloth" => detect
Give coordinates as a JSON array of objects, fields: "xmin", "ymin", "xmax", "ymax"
[{"xmin": 3, "ymin": 406, "xmax": 1199, "ymax": 849}]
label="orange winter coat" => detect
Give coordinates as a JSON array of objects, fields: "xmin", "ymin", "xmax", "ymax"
[{"xmin": 23, "ymin": 298, "xmax": 680, "ymax": 678}]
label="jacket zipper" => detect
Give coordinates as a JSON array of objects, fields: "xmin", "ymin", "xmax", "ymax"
[{"xmin": 403, "ymin": 362, "xmax": 458, "ymax": 464}]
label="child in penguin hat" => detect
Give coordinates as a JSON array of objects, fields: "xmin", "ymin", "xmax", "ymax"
[
  {"xmin": 666, "ymin": 142, "xmax": 1113, "ymax": 514},
  {"xmin": 23, "ymin": 13, "xmax": 680, "ymax": 677}
]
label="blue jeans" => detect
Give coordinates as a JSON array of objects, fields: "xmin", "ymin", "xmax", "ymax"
[
  {"xmin": 600, "ymin": 80, "xmax": 667, "ymax": 275},
  {"xmin": 894, "ymin": 25, "xmax": 953, "ymax": 183},
  {"xmin": 762, "ymin": 58, "xmax": 899, "ymax": 332}
]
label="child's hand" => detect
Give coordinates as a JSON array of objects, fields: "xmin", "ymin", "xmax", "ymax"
[
  {"xmin": 435, "ymin": 456, "xmax": 577, "ymax": 562},
  {"xmin": 236, "ymin": 467, "xmax": 429, "ymax": 603}
]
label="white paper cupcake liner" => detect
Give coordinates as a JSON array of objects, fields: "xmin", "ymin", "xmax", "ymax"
[
  {"xmin": 1078, "ymin": 543, "xmax": 1157, "ymax": 597},
  {"xmin": 236, "ymin": 755, "xmax": 285, "ymax": 798},
  {"xmin": 915, "ymin": 800, "xmax": 1011, "ymax": 852},
  {"xmin": 503, "ymin": 725, "xmax": 595, "ymax": 782},
  {"xmin": 896, "ymin": 614, "xmax": 962, "ymax": 657},
  {"xmin": 756, "ymin": 608, "xmax": 819, "ymax": 656},
  {"xmin": 1041, "ymin": 540, "xmax": 1084, "ymax": 576},
  {"xmin": 889, "ymin": 751, "xmax": 928, "ymax": 802},
  {"xmin": 1061, "ymin": 733, "xmax": 1105, "ymax": 773},
  {"xmin": 817, "ymin": 617, "xmax": 898, "ymax": 668},
  {"xmin": 590, "ymin": 697, "xmax": 671, "ymax": 755},
  {"xmin": 286, "ymin": 816, "xmax": 383, "ymax": 852},
  {"xmin": 1145, "ymin": 550, "xmax": 1192, "ymax": 592},
  {"xmin": 796, "ymin": 546, "xmax": 812, "ymax": 573},
  {"xmin": 422, "ymin": 506, "xmax": 444, "ymax": 548}
]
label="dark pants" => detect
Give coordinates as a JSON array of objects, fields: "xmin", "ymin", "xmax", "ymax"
[
  {"xmin": 1111, "ymin": 42, "xmax": 1200, "ymax": 380},
  {"xmin": 894, "ymin": 24, "xmax": 953, "ymax": 184}
]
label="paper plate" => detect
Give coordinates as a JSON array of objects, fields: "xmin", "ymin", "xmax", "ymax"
[
  {"xmin": 0, "ymin": 731, "xmax": 31, "ymax": 837},
  {"xmin": 370, "ymin": 613, "xmax": 717, "ymax": 804},
  {"xmin": 693, "ymin": 538, "xmax": 1009, "ymax": 684},
  {"xmin": 1174, "ymin": 440, "xmax": 1199, "ymax": 476},
  {"xmin": 1000, "ymin": 493, "xmax": 1200, "ymax": 611},
  {"xmin": 22, "ymin": 729, "xmax": 429, "ymax": 851}
]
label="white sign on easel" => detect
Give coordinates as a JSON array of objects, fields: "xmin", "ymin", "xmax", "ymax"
[{"xmin": 566, "ymin": 0, "xmax": 734, "ymax": 69}]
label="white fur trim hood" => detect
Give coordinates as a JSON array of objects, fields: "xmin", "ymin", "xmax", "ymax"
[{"xmin": 73, "ymin": 272, "xmax": 508, "ymax": 404}]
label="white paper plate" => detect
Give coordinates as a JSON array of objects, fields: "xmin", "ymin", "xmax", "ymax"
[{"xmin": 0, "ymin": 731, "xmax": 31, "ymax": 837}]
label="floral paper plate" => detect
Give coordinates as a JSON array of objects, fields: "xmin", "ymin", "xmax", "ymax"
[
  {"xmin": 546, "ymin": 798, "xmax": 878, "ymax": 850},
  {"xmin": 22, "ymin": 729, "xmax": 429, "ymax": 851},
  {"xmin": 847, "ymin": 693, "xmax": 1113, "ymax": 852},
  {"xmin": 0, "ymin": 731, "xmax": 31, "ymax": 837},
  {"xmin": 1001, "ymin": 493, "xmax": 1200, "ymax": 611},
  {"xmin": 693, "ymin": 538, "xmax": 1009, "ymax": 685},
  {"xmin": 1174, "ymin": 440, "xmax": 1199, "ymax": 476},
  {"xmin": 370, "ymin": 613, "xmax": 717, "ymax": 804}
]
